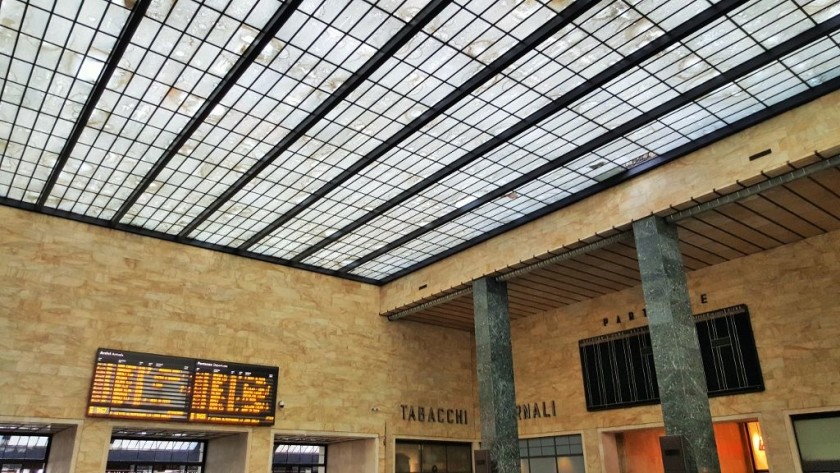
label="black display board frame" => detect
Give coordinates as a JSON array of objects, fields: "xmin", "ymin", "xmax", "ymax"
[{"xmin": 86, "ymin": 348, "xmax": 279, "ymax": 426}]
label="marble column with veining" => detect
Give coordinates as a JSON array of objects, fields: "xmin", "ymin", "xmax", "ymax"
[
  {"xmin": 473, "ymin": 277, "xmax": 521, "ymax": 473},
  {"xmin": 633, "ymin": 216, "xmax": 721, "ymax": 473}
]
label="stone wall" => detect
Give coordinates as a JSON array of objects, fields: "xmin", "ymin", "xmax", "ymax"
[{"xmin": 0, "ymin": 206, "xmax": 479, "ymax": 473}]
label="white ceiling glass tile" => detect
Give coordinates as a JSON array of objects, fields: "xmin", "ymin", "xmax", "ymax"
[
  {"xmin": 514, "ymin": 179, "xmax": 571, "ymax": 205},
  {"xmin": 343, "ymin": 198, "xmax": 524, "ymax": 274},
  {"xmin": 807, "ymin": 0, "xmax": 840, "ymax": 23},
  {"xmin": 1, "ymin": 0, "xmax": 129, "ymax": 204},
  {"xmin": 731, "ymin": 0, "xmax": 812, "ymax": 48},
  {"xmin": 123, "ymin": 0, "xmax": 407, "ymax": 233},
  {"xmin": 783, "ymin": 35, "xmax": 840, "ymax": 85},
  {"xmin": 322, "ymin": 0, "xmax": 694, "ymax": 236},
  {"xmin": 636, "ymin": 0, "xmax": 709, "ymax": 31},
  {"xmin": 537, "ymin": 166, "xmax": 599, "ymax": 193}
]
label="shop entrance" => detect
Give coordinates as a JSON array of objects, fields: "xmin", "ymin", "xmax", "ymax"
[
  {"xmin": 395, "ymin": 440, "xmax": 472, "ymax": 473},
  {"xmin": 601, "ymin": 420, "xmax": 768, "ymax": 473}
]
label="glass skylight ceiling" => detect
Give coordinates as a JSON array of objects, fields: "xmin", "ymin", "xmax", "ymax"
[{"xmin": 2, "ymin": 0, "xmax": 840, "ymax": 283}]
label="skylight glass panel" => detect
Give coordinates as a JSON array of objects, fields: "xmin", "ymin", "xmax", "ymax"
[
  {"xmin": 250, "ymin": 218, "xmax": 330, "ymax": 258},
  {"xmin": 0, "ymin": 0, "xmax": 129, "ymax": 203},
  {"xmin": 809, "ymin": 0, "xmax": 840, "ymax": 22},
  {"xmin": 515, "ymin": 178, "xmax": 571, "ymax": 203},
  {"xmin": 41, "ymin": 0, "xmax": 281, "ymax": 220},
  {"xmin": 124, "ymin": 0, "xmax": 427, "ymax": 235},
  {"xmin": 187, "ymin": 0, "xmax": 561, "ymax": 247},
  {"xmin": 261, "ymin": 5, "xmax": 793, "ymax": 263},
  {"xmin": 344, "ymin": 200, "xmax": 524, "ymax": 275},
  {"xmin": 783, "ymin": 34, "xmax": 840, "ymax": 86},
  {"xmin": 248, "ymin": 0, "xmax": 696, "ymax": 257},
  {"xmin": 304, "ymin": 6, "xmax": 840, "ymax": 276}
]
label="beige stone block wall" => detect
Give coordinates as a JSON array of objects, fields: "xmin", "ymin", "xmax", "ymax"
[
  {"xmin": 381, "ymin": 90, "xmax": 840, "ymax": 311},
  {"xmin": 0, "ymin": 206, "xmax": 479, "ymax": 472},
  {"xmin": 205, "ymin": 434, "xmax": 249, "ymax": 473},
  {"xmin": 509, "ymin": 228, "xmax": 840, "ymax": 472},
  {"xmin": 327, "ymin": 438, "xmax": 378, "ymax": 473}
]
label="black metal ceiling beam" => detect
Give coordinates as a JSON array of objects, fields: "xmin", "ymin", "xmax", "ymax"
[
  {"xmin": 0, "ymin": 196, "xmax": 379, "ymax": 285},
  {"xmin": 235, "ymin": 0, "xmax": 603, "ymax": 249},
  {"xmin": 377, "ymin": 73, "xmax": 840, "ymax": 283},
  {"xmin": 109, "ymin": 0, "xmax": 303, "ymax": 224},
  {"xmin": 342, "ymin": 14, "xmax": 840, "ymax": 273},
  {"xmin": 175, "ymin": 0, "xmax": 454, "ymax": 239},
  {"xmin": 35, "ymin": 0, "xmax": 152, "ymax": 209},
  {"xmin": 291, "ymin": 0, "xmax": 747, "ymax": 263}
]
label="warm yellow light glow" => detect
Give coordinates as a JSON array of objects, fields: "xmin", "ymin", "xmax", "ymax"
[
  {"xmin": 557, "ymin": 456, "xmax": 576, "ymax": 473},
  {"xmin": 747, "ymin": 421, "xmax": 769, "ymax": 470}
]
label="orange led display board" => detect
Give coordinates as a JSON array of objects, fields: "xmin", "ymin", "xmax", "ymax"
[{"xmin": 87, "ymin": 348, "xmax": 278, "ymax": 426}]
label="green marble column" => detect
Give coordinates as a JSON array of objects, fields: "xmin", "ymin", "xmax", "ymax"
[
  {"xmin": 473, "ymin": 277, "xmax": 521, "ymax": 473},
  {"xmin": 633, "ymin": 216, "xmax": 721, "ymax": 473}
]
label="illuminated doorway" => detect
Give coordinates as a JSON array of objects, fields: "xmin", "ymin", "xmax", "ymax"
[{"xmin": 602, "ymin": 420, "xmax": 767, "ymax": 473}]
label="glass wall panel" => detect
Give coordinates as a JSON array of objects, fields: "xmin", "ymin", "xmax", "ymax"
[
  {"xmin": 0, "ymin": 435, "xmax": 50, "ymax": 473},
  {"xmin": 446, "ymin": 445, "xmax": 472, "ymax": 473},
  {"xmin": 556, "ymin": 455, "xmax": 585, "ymax": 473},
  {"xmin": 272, "ymin": 444, "xmax": 326, "ymax": 473},
  {"xmin": 520, "ymin": 435, "xmax": 584, "ymax": 473},
  {"xmin": 422, "ymin": 444, "xmax": 446, "ymax": 473},
  {"xmin": 106, "ymin": 439, "xmax": 204, "ymax": 473},
  {"xmin": 395, "ymin": 443, "xmax": 420, "ymax": 473},
  {"xmin": 529, "ymin": 457, "xmax": 557, "ymax": 473},
  {"xmin": 396, "ymin": 441, "xmax": 472, "ymax": 473},
  {"xmin": 793, "ymin": 412, "xmax": 840, "ymax": 473}
]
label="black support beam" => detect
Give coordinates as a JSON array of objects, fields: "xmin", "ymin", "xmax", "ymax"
[
  {"xmin": 175, "ymin": 0, "xmax": 454, "ymax": 239},
  {"xmin": 235, "ymin": 0, "xmax": 603, "ymax": 249},
  {"xmin": 36, "ymin": 0, "xmax": 152, "ymax": 209},
  {"xmin": 109, "ymin": 0, "xmax": 304, "ymax": 224},
  {"xmin": 343, "ymin": 13, "xmax": 840, "ymax": 274},
  {"xmin": 291, "ymin": 0, "xmax": 748, "ymax": 264}
]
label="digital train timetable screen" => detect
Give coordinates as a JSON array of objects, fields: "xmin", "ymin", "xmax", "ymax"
[{"xmin": 87, "ymin": 348, "xmax": 278, "ymax": 426}]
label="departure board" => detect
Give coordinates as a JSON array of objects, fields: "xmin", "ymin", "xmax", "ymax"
[
  {"xmin": 87, "ymin": 348, "xmax": 278, "ymax": 426},
  {"xmin": 189, "ymin": 359, "xmax": 277, "ymax": 425}
]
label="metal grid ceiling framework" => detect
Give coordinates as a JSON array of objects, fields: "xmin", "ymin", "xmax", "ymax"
[{"xmin": 2, "ymin": 0, "xmax": 840, "ymax": 284}]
